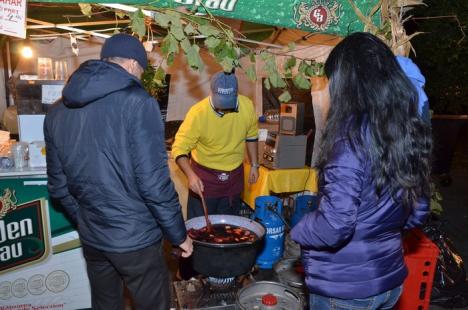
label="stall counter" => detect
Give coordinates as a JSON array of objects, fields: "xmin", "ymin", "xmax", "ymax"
[{"xmin": 0, "ymin": 167, "xmax": 92, "ymax": 310}]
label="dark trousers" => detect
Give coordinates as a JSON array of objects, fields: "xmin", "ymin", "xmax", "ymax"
[
  {"xmin": 82, "ymin": 242, "xmax": 169, "ymax": 310},
  {"xmin": 187, "ymin": 190, "xmax": 241, "ymax": 220}
]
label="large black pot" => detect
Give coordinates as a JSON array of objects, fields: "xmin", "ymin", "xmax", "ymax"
[{"xmin": 185, "ymin": 215, "xmax": 266, "ymax": 278}]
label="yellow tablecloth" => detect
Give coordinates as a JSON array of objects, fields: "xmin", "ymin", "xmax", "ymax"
[
  {"xmin": 168, "ymin": 157, "xmax": 319, "ymax": 216},
  {"xmin": 242, "ymin": 164, "xmax": 318, "ymax": 208}
]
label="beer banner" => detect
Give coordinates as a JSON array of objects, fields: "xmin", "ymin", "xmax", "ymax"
[
  {"xmin": 0, "ymin": 196, "xmax": 91, "ymax": 310},
  {"xmin": 30, "ymin": 0, "xmax": 380, "ymax": 36},
  {"xmin": 0, "ymin": 199, "xmax": 50, "ymax": 275}
]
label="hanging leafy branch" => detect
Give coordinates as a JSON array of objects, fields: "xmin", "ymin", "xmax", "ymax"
[
  {"xmin": 79, "ymin": 3, "xmax": 325, "ymax": 102},
  {"xmin": 347, "ymin": 0, "xmax": 426, "ymax": 56}
]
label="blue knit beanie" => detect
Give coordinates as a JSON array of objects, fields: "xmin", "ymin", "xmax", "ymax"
[{"xmin": 101, "ymin": 33, "xmax": 148, "ymax": 69}]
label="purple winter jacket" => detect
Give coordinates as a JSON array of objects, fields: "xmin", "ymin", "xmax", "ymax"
[{"xmin": 291, "ymin": 136, "xmax": 429, "ymax": 299}]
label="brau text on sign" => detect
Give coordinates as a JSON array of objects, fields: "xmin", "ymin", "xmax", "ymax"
[
  {"xmin": 173, "ymin": 0, "xmax": 238, "ymax": 12},
  {"xmin": 0, "ymin": 218, "xmax": 33, "ymax": 261}
]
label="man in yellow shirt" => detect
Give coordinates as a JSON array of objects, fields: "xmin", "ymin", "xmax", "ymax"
[{"xmin": 172, "ymin": 71, "xmax": 259, "ymax": 219}]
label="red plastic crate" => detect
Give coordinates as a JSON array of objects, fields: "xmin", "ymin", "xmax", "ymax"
[{"xmin": 395, "ymin": 228, "xmax": 440, "ymax": 310}]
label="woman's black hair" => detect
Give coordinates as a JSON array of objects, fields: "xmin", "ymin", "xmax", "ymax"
[{"xmin": 319, "ymin": 32, "xmax": 432, "ymax": 205}]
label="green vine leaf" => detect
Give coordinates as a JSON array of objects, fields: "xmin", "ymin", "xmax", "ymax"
[
  {"xmin": 161, "ymin": 34, "xmax": 179, "ymax": 56},
  {"xmin": 293, "ymin": 73, "xmax": 311, "ymax": 90},
  {"xmin": 205, "ymin": 36, "xmax": 221, "ymax": 49},
  {"xmin": 154, "ymin": 67, "xmax": 166, "ymax": 86},
  {"xmin": 142, "ymin": 65, "xmax": 165, "ymax": 97},
  {"xmin": 306, "ymin": 64, "xmax": 315, "ymax": 77},
  {"xmin": 269, "ymin": 72, "xmax": 286, "ymax": 88},
  {"xmin": 284, "ymin": 57, "xmax": 296, "ymax": 71},
  {"xmin": 210, "ymin": 41, "xmax": 225, "ymax": 60},
  {"xmin": 260, "ymin": 51, "xmax": 270, "ymax": 61},
  {"xmin": 284, "ymin": 57, "xmax": 296, "ymax": 78},
  {"xmin": 246, "ymin": 65, "xmax": 257, "ymax": 82},
  {"xmin": 167, "ymin": 34, "xmax": 180, "ymax": 54},
  {"xmin": 279, "ymin": 91, "xmax": 292, "ymax": 102},
  {"xmin": 184, "ymin": 23, "xmax": 197, "ymax": 35},
  {"xmin": 187, "ymin": 45, "xmax": 203, "ymax": 70},
  {"xmin": 199, "ymin": 24, "xmax": 221, "ymax": 37},
  {"xmin": 214, "ymin": 44, "xmax": 237, "ymax": 63},
  {"xmin": 166, "ymin": 53, "xmax": 175, "ymax": 66},
  {"xmin": 166, "ymin": 10, "xmax": 182, "ymax": 24},
  {"xmin": 220, "ymin": 57, "xmax": 235, "ymax": 73},
  {"xmin": 306, "ymin": 62, "xmax": 324, "ymax": 77},
  {"xmin": 131, "ymin": 9, "xmax": 146, "ymax": 37},
  {"xmin": 249, "ymin": 52, "xmax": 256, "ymax": 63},
  {"xmin": 264, "ymin": 78, "xmax": 271, "ymax": 90},
  {"xmin": 180, "ymin": 38, "xmax": 191, "ymax": 53},
  {"xmin": 171, "ymin": 23, "xmax": 186, "ymax": 41},
  {"xmin": 264, "ymin": 58, "xmax": 277, "ymax": 74},
  {"xmin": 154, "ymin": 12, "xmax": 170, "ymax": 28},
  {"xmin": 315, "ymin": 63, "xmax": 325, "ymax": 76},
  {"xmin": 298, "ymin": 60, "xmax": 308, "ymax": 74},
  {"xmin": 161, "ymin": 39, "xmax": 169, "ymax": 55},
  {"xmin": 79, "ymin": 3, "xmax": 93, "ymax": 18}
]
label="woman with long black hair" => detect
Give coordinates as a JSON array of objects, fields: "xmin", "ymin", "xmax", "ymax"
[{"xmin": 291, "ymin": 32, "xmax": 432, "ymax": 309}]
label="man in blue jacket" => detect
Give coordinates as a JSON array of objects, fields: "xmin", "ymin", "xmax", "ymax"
[{"xmin": 44, "ymin": 33, "xmax": 192, "ymax": 310}]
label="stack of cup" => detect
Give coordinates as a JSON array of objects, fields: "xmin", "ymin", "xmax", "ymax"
[
  {"xmin": 54, "ymin": 60, "xmax": 69, "ymax": 80},
  {"xmin": 11, "ymin": 142, "xmax": 29, "ymax": 169}
]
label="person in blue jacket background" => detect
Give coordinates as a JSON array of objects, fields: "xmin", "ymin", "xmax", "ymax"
[
  {"xmin": 291, "ymin": 32, "xmax": 432, "ymax": 310},
  {"xmin": 397, "ymin": 55, "xmax": 431, "ymax": 123}
]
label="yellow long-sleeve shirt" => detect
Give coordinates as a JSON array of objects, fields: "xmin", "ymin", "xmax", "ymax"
[{"xmin": 172, "ymin": 95, "xmax": 258, "ymax": 171}]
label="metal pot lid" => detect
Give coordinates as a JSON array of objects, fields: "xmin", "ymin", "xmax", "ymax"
[
  {"xmin": 236, "ymin": 281, "xmax": 303, "ymax": 309},
  {"xmin": 273, "ymin": 258, "xmax": 305, "ymax": 288}
]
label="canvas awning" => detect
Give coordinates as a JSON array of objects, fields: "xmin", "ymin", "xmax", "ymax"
[{"xmin": 29, "ymin": 0, "xmax": 381, "ymax": 37}]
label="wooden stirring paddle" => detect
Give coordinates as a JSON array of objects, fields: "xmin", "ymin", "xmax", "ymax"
[{"xmin": 200, "ymin": 193, "xmax": 213, "ymax": 232}]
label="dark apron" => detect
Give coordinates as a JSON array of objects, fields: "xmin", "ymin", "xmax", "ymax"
[{"xmin": 191, "ymin": 160, "xmax": 244, "ymax": 199}]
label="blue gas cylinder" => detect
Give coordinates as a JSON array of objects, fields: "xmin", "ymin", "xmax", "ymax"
[
  {"xmin": 291, "ymin": 195, "xmax": 318, "ymax": 227},
  {"xmin": 254, "ymin": 196, "xmax": 285, "ymax": 269}
]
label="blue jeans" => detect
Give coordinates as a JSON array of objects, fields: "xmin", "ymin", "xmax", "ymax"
[{"xmin": 309, "ymin": 285, "xmax": 403, "ymax": 310}]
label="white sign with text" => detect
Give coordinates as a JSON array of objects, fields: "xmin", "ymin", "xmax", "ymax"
[{"xmin": 0, "ymin": 0, "xmax": 27, "ymax": 39}]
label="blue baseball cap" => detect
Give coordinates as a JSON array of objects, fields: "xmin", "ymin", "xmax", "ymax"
[
  {"xmin": 210, "ymin": 72, "xmax": 238, "ymax": 110},
  {"xmin": 101, "ymin": 33, "xmax": 148, "ymax": 69}
]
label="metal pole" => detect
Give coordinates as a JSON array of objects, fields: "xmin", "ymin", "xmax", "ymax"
[{"xmin": 5, "ymin": 40, "xmax": 14, "ymax": 107}]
